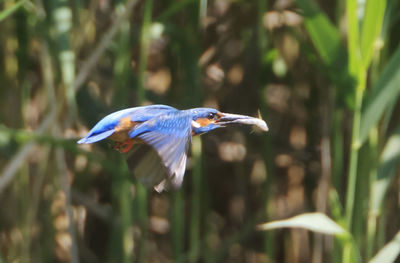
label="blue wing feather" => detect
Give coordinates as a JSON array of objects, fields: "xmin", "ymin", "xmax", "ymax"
[
  {"xmin": 137, "ymin": 130, "xmax": 190, "ymax": 190},
  {"xmin": 126, "ymin": 112, "xmax": 193, "ymax": 191},
  {"xmin": 78, "ymin": 105, "xmax": 177, "ymax": 144},
  {"xmin": 77, "ymin": 130, "xmax": 115, "ymax": 144}
]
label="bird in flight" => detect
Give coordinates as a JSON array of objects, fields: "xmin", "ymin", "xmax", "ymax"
[{"xmin": 78, "ymin": 105, "xmax": 268, "ymax": 192}]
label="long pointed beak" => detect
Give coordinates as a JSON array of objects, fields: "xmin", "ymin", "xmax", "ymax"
[{"xmin": 217, "ymin": 113, "xmax": 269, "ymax": 132}]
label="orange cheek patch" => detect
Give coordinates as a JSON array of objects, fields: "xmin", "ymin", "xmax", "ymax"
[{"xmin": 195, "ymin": 117, "xmax": 214, "ymax": 127}]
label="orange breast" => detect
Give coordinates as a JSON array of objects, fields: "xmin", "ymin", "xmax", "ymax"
[{"xmin": 109, "ymin": 117, "xmax": 139, "ymax": 142}]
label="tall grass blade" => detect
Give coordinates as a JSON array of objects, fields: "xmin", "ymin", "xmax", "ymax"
[
  {"xmin": 54, "ymin": 0, "xmax": 76, "ymax": 116},
  {"xmin": 198, "ymin": 0, "xmax": 207, "ymax": 27},
  {"xmin": 366, "ymin": 128, "xmax": 379, "ymax": 260},
  {"xmin": 110, "ymin": 3, "xmax": 135, "ymax": 261},
  {"xmin": 370, "ymin": 127, "xmax": 400, "ymax": 214},
  {"xmin": 134, "ymin": 1, "xmax": 153, "ymax": 260},
  {"xmin": 346, "ymin": 0, "xmax": 362, "ymax": 77},
  {"xmin": 344, "ymin": 4, "xmax": 368, "ymax": 259},
  {"xmin": 112, "ymin": 4, "xmax": 133, "ymax": 108},
  {"xmin": 120, "ymin": 180, "xmax": 135, "ymax": 263},
  {"xmin": 296, "ymin": 0, "xmax": 343, "ymax": 66},
  {"xmin": 360, "ymin": 0, "xmax": 386, "ymax": 69},
  {"xmin": 0, "ymin": 0, "xmax": 27, "ymax": 22},
  {"xmin": 172, "ymin": 190, "xmax": 184, "ymax": 263},
  {"xmin": 359, "ymin": 45, "xmax": 400, "ymax": 145},
  {"xmin": 137, "ymin": 0, "xmax": 153, "ymax": 103},
  {"xmin": 189, "ymin": 136, "xmax": 202, "ymax": 262},
  {"xmin": 136, "ymin": 184, "xmax": 148, "ymax": 263},
  {"xmin": 296, "ymin": 0, "xmax": 352, "ymax": 99},
  {"xmin": 109, "ymin": 160, "xmax": 134, "ymax": 263}
]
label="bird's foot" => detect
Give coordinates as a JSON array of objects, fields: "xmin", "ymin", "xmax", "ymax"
[{"xmin": 113, "ymin": 140, "xmax": 134, "ymax": 153}]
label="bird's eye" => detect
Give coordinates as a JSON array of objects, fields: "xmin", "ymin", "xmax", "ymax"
[{"xmin": 207, "ymin": 112, "xmax": 216, "ymax": 119}]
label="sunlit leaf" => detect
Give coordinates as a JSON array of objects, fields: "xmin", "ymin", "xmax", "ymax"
[
  {"xmin": 360, "ymin": 0, "xmax": 386, "ymax": 68},
  {"xmin": 369, "ymin": 231, "xmax": 400, "ymax": 263},
  {"xmin": 346, "ymin": 0, "xmax": 362, "ymax": 77},
  {"xmin": 359, "ymin": 45, "xmax": 400, "ymax": 145},
  {"xmin": 257, "ymin": 212, "xmax": 348, "ymax": 236}
]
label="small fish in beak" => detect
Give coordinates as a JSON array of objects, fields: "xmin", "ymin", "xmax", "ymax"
[{"xmin": 217, "ymin": 113, "xmax": 269, "ymax": 132}]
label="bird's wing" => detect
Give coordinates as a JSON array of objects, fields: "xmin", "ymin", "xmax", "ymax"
[
  {"xmin": 126, "ymin": 114, "xmax": 192, "ymax": 191},
  {"xmin": 125, "ymin": 143, "xmax": 169, "ymax": 191},
  {"xmin": 78, "ymin": 105, "xmax": 177, "ymax": 144}
]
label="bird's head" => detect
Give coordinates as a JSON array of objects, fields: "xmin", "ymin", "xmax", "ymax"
[{"xmin": 190, "ymin": 108, "xmax": 269, "ymax": 135}]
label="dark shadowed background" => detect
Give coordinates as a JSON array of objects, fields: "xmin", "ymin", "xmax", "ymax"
[{"xmin": 1, "ymin": 0, "xmax": 400, "ymax": 262}]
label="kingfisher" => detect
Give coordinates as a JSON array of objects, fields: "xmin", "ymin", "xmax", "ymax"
[{"xmin": 78, "ymin": 105, "xmax": 268, "ymax": 192}]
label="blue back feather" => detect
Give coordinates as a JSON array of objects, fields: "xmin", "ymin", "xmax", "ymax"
[{"xmin": 78, "ymin": 105, "xmax": 177, "ymax": 144}]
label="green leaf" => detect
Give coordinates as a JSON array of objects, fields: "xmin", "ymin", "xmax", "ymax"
[
  {"xmin": 370, "ymin": 127, "xmax": 400, "ymax": 213},
  {"xmin": 346, "ymin": 0, "xmax": 362, "ymax": 77},
  {"xmin": 296, "ymin": 0, "xmax": 354, "ymax": 106},
  {"xmin": 369, "ymin": 231, "xmax": 400, "ymax": 263},
  {"xmin": 360, "ymin": 0, "xmax": 386, "ymax": 69},
  {"xmin": 257, "ymin": 212, "xmax": 348, "ymax": 236},
  {"xmin": 359, "ymin": 45, "xmax": 400, "ymax": 145},
  {"xmin": 0, "ymin": 0, "xmax": 27, "ymax": 22},
  {"xmin": 296, "ymin": 0, "xmax": 344, "ymax": 66}
]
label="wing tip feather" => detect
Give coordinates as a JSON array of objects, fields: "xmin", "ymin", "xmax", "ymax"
[{"xmin": 77, "ymin": 130, "xmax": 115, "ymax": 144}]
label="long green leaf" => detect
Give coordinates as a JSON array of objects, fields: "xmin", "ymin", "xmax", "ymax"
[
  {"xmin": 257, "ymin": 212, "xmax": 348, "ymax": 236},
  {"xmin": 360, "ymin": 0, "xmax": 386, "ymax": 68},
  {"xmin": 346, "ymin": 0, "xmax": 362, "ymax": 77},
  {"xmin": 189, "ymin": 136, "xmax": 202, "ymax": 262},
  {"xmin": 359, "ymin": 45, "xmax": 400, "ymax": 145},
  {"xmin": 296, "ymin": 0, "xmax": 353, "ymax": 106},
  {"xmin": 296, "ymin": 0, "xmax": 344, "ymax": 66},
  {"xmin": 369, "ymin": 231, "xmax": 400, "ymax": 263},
  {"xmin": 370, "ymin": 127, "xmax": 400, "ymax": 213},
  {"xmin": 0, "ymin": 0, "xmax": 27, "ymax": 22}
]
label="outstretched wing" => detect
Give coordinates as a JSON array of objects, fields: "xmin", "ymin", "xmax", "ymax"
[
  {"xmin": 126, "ymin": 113, "xmax": 192, "ymax": 192},
  {"xmin": 78, "ymin": 105, "xmax": 177, "ymax": 144}
]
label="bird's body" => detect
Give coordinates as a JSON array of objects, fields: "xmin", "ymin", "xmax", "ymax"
[{"xmin": 78, "ymin": 105, "xmax": 268, "ymax": 192}]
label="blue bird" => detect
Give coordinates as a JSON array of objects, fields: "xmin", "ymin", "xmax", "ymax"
[{"xmin": 78, "ymin": 105, "xmax": 268, "ymax": 192}]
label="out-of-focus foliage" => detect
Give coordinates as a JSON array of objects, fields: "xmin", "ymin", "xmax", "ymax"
[{"xmin": 0, "ymin": 0, "xmax": 400, "ymax": 262}]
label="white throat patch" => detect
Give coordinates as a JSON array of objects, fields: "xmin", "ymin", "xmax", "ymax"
[{"xmin": 191, "ymin": 120, "xmax": 201, "ymax": 128}]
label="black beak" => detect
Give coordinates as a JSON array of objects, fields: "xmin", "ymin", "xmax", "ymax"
[{"xmin": 217, "ymin": 113, "xmax": 269, "ymax": 131}]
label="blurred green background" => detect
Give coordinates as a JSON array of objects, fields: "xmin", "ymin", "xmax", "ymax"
[{"xmin": 1, "ymin": 0, "xmax": 400, "ymax": 262}]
